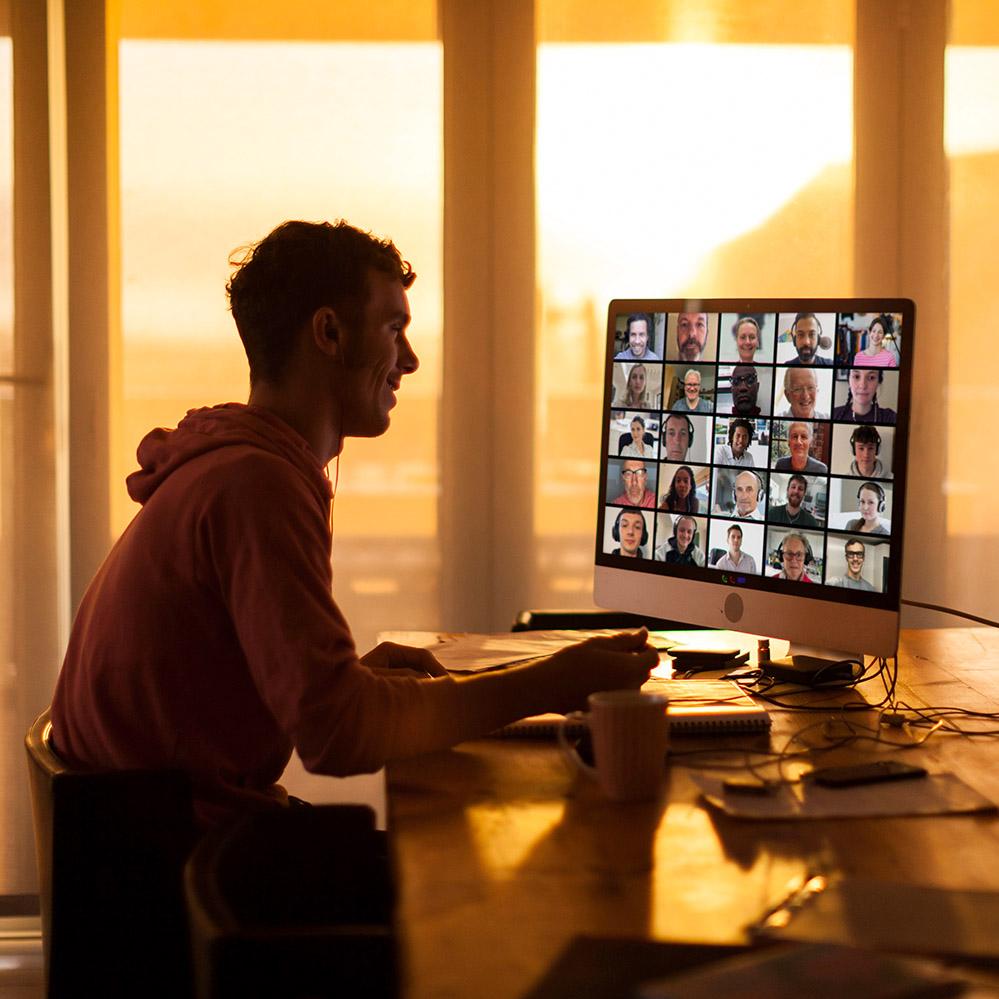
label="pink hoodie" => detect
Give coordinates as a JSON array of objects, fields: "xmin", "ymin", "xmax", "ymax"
[{"xmin": 52, "ymin": 404, "xmax": 460, "ymax": 826}]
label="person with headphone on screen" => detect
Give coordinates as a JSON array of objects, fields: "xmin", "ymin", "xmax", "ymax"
[
  {"xmin": 733, "ymin": 470, "xmax": 765, "ymax": 520},
  {"xmin": 49, "ymin": 219, "xmax": 659, "ymax": 830},
  {"xmin": 614, "ymin": 313, "xmax": 661, "ymax": 361},
  {"xmin": 846, "ymin": 481, "xmax": 890, "ymax": 534},
  {"xmin": 611, "ymin": 508, "xmax": 649, "ymax": 558},
  {"xmin": 659, "ymin": 464, "xmax": 699, "ymax": 513},
  {"xmin": 831, "ymin": 368, "xmax": 897, "ymax": 424},
  {"xmin": 714, "ymin": 523, "xmax": 758, "ymax": 574},
  {"xmin": 849, "ymin": 425, "xmax": 887, "ymax": 478},
  {"xmin": 786, "ymin": 313, "xmax": 832, "ymax": 366},
  {"xmin": 767, "ymin": 473, "xmax": 819, "ymax": 527},
  {"xmin": 715, "ymin": 418, "xmax": 755, "ymax": 467},
  {"xmin": 827, "ymin": 539, "xmax": 876, "ymax": 590},
  {"xmin": 662, "ymin": 413, "xmax": 694, "ymax": 461},
  {"xmin": 655, "ymin": 514, "xmax": 705, "ymax": 566},
  {"xmin": 672, "ymin": 369, "xmax": 713, "ymax": 413},
  {"xmin": 775, "ymin": 533, "xmax": 816, "ymax": 582}
]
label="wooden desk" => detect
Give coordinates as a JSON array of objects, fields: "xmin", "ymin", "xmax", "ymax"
[{"xmin": 387, "ymin": 628, "xmax": 999, "ymax": 999}]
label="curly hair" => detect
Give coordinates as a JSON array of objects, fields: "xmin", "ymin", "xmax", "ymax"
[{"xmin": 226, "ymin": 220, "xmax": 416, "ymax": 384}]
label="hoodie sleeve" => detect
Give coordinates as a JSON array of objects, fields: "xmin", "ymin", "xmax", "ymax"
[{"xmin": 202, "ymin": 452, "xmax": 473, "ymax": 775}]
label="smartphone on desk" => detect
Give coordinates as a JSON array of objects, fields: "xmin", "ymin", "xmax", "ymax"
[{"xmin": 809, "ymin": 761, "xmax": 927, "ymax": 788}]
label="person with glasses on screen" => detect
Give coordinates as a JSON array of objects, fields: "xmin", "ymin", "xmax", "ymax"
[
  {"xmin": 50, "ymin": 219, "xmax": 658, "ymax": 828},
  {"xmin": 827, "ymin": 540, "xmax": 876, "ymax": 590},
  {"xmin": 672, "ymin": 369, "xmax": 712, "ymax": 413},
  {"xmin": 730, "ymin": 365, "xmax": 763, "ymax": 417},
  {"xmin": 612, "ymin": 459, "xmax": 656, "ymax": 508},
  {"xmin": 614, "ymin": 313, "xmax": 660, "ymax": 361},
  {"xmin": 714, "ymin": 523, "xmax": 758, "ymax": 574},
  {"xmin": 775, "ymin": 533, "xmax": 815, "ymax": 582},
  {"xmin": 777, "ymin": 367, "xmax": 828, "ymax": 420}
]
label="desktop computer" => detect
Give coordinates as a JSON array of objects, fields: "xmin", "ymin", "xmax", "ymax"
[{"xmin": 594, "ymin": 301, "xmax": 913, "ymax": 660}]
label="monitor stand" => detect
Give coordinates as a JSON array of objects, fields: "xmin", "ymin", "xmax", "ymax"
[{"xmin": 758, "ymin": 640, "xmax": 866, "ymax": 686}]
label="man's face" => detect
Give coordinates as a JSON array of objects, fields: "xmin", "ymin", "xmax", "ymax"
[
  {"xmin": 683, "ymin": 372, "xmax": 701, "ymax": 405},
  {"xmin": 621, "ymin": 461, "xmax": 648, "ymax": 503},
  {"xmin": 627, "ymin": 319, "xmax": 650, "ymax": 357},
  {"xmin": 786, "ymin": 477, "xmax": 806, "ymax": 511},
  {"xmin": 618, "ymin": 512, "xmax": 644, "ymax": 555},
  {"xmin": 727, "ymin": 528, "xmax": 743, "ymax": 555},
  {"xmin": 731, "ymin": 426, "xmax": 749, "ymax": 458},
  {"xmin": 785, "ymin": 368, "xmax": 818, "ymax": 418},
  {"xmin": 341, "ymin": 269, "xmax": 419, "ymax": 439},
  {"xmin": 792, "ymin": 316, "xmax": 820, "ymax": 363},
  {"xmin": 675, "ymin": 517, "xmax": 695, "ymax": 551},
  {"xmin": 849, "ymin": 368, "xmax": 880, "ymax": 409},
  {"xmin": 854, "ymin": 441, "xmax": 878, "ymax": 474},
  {"xmin": 788, "ymin": 422, "xmax": 812, "ymax": 468},
  {"xmin": 782, "ymin": 539, "xmax": 807, "ymax": 580},
  {"xmin": 734, "ymin": 472, "xmax": 758, "ymax": 516},
  {"xmin": 663, "ymin": 417, "xmax": 690, "ymax": 460},
  {"xmin": 845, "ymin": 544, "xmax": 865, "ymax": 578},
  {"xmin": 677, "ymin": 313, "xmax": 708, "ymax": 362},
  {"xmin": 858, "ymin": 487, "xmax": 879, "ymax": 522},
  {"xmin": 735, "ymin": 321, "xmax": 759, "ymax": 362},
  {"xmin": 731, "ymin": 365, "xmax": 760, "ymax": 414}
]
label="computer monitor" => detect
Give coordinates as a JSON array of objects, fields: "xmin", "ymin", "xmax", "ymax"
[{"xmin": 594, "ymin": 301, "xmax": 913, "ymax": 658}]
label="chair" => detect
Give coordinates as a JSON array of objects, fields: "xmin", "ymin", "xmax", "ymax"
[
  {"xmin": 184, "ymin": 804, "xmax": 397, "ymax": 999},
  {"xmin": 512, "ymin": 609, "xmax": 694, "ymax": 632},
  {"xmin": 618, "ymin": 431, "xmax": 656, "ymax": 454},
  {"xmin": 24, "ymin": 708, "xmax": 198, "ymax": 998}
]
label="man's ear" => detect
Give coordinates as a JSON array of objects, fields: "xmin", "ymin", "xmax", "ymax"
[{"xmin": 310, "ymin": 306, "xmax": 343, "ymax": 360}]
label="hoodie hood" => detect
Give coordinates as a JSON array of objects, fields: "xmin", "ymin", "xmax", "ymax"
[{"xmin": 126, "ymin": 404, "xmax": 332, "ymax": 509}]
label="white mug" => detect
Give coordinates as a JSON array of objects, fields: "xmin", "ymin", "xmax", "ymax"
[{"xmin": 558, "ymin": 689, "xmax": 669, "ymax": 802}]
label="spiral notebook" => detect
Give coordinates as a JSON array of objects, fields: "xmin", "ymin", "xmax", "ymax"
[{"xmin": 493, "ymin": 678, "xmax": 770, "ymax": 738}]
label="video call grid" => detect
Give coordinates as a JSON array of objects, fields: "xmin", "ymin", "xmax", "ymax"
[{"xmin": 603, "ymin": 310, "xmax": 902, "ymax": 590}]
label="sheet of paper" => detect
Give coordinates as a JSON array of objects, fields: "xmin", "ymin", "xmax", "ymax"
[{"xmin": 692, "ymin": 772, "xmax": 996, "ymax": 820}]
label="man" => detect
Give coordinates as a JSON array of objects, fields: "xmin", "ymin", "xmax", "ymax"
[
  {"xmin": 655, "ymin": 514, "xmax": 705, "ymax": 566},
  {"xmin": 827, "ymin": 540, "xmax": 876, "ymax": 590},
  {"xmin": 676, "ymin": 312, "xmax": 710, "ymax": 362},
  {"xmin": 51, "ymin": 220, "xmax": 656, "ymax": 827},
  {"xmin": 611, "ymin": 459, "xmax": 656, "ymax": 508},
  {"xmin": 714, "ymin": 418, "xmax": 754, "ymax": 467},
  {"xmin": 778, "ymin": 367, "xmax": 827, "ymax": 420},
  {"xmin": 612, "ymin": 508, "xmax": 647, "ymax": 558},
  {"xmin": 733, "ymin": 470, "xmax": 764, "ymax": 520},
  {"xmin": 849, "ymin": 426, "xmax": 887, "ymax": 478},
  {"xmin": 673, "ymin": 369, "xmax": 712, "ymax": 413},
  {"xmin": 661, "ymin": 413, "xmax": 693, "ymax": 462},
  {"xmin": 767, "ymin": 473, "xmax": 819, "ymax": 527},
  {"xmin": 775, "ymin": 533, "xmax": 814, "ymax": 582},
  {"xmin": 614, "ymin": 313, "xmax": 660, "ymax": 361},
  {"xmin": 786, "ymin": 312, "xmax": 831, "ymax": 366},
  {"xmin": 775, "ymin": 421, "xmax": 827, "ymax": 474},
  {"xmin": 730, "ymin": 365, "xmax": 762, "ymax": 416},
  {"xmin": 713, "ymin": 523, "xmax": 758, "ymax": 574}
]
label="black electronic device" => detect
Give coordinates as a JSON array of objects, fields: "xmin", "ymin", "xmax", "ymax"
[{"xmin": 808, "ymin": 760, "xmax": 927, "ymax": 787}]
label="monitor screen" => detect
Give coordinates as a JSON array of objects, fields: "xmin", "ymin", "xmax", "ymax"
[{"xmin": 594, "ymin": 301, "xmax": 914, "ymax": 656}]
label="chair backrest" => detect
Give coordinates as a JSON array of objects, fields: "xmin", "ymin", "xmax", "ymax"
[
  {"xmin": 25, "ymin": 708, "xmax": 198, "ymax": 998},
  {"xmin": 184, "ymin": 804, "xmax": 398, "ymax": 999},
  {"xmin": 618, "ymin": 431, "xmax": 656, "ymax": 453}
]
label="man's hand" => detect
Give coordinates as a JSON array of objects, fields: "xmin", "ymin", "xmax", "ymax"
[
  {"xmin": 541, "ymin": 629, "xmax": 659, "ymax": 713},
  {"xmin": 361, "ymin": 642, "xmax": 449, "ymax": 679}
]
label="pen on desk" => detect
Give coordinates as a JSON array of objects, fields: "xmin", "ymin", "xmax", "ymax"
[{"xmin": 748, "ymin": 872, "xmax": 828, "ymax": 936}]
